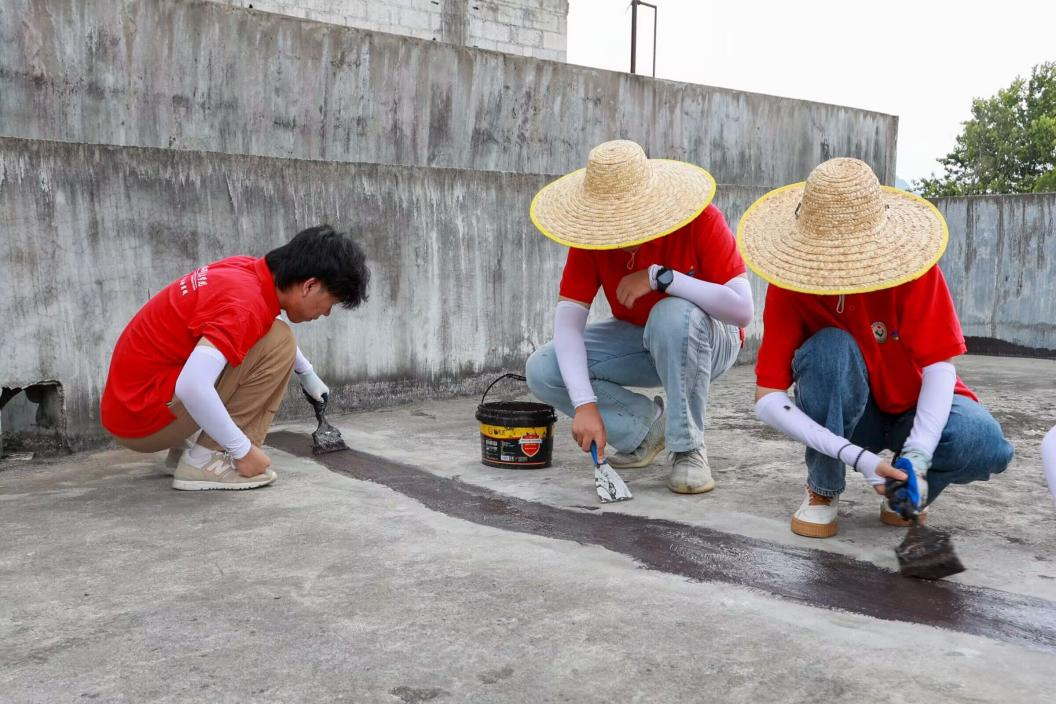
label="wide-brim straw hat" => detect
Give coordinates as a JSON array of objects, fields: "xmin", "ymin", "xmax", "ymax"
[
  {"xmin": 530, "ymin": 140, "xmax": 716, "ymax": 250},
  {"xmin": 737, "ymin": 158, "xmax": 949, "ymax": 295}
]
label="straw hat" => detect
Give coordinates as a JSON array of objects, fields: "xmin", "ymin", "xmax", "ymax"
[
  {"xmin": 530, "ymin": 140, "xmax": 716, "ymax": 250},
  {"xmin": 737, "ymin": 158, "xmax": 949, "ymax": 295}
]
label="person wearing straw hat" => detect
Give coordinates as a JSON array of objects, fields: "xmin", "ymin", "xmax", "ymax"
[
  {"xmin": 739, "ymin": 157, "xmax": 1013, "ymax": 538},
  {"xmin": 525, "ymin": 140, "xmax": 754, "ymax": 494}
]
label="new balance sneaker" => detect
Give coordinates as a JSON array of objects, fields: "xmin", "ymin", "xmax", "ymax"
[
  {"xmin": 666, "ymin": 446, "xmax": 715, "ymax": 494},
  {"xmin": 172, "ymin": 452, "xmax": 276, "ymax": 491},
  {"xmin": 163, "ymin": 448, "xmax": 183, "ymax": 476},
  {"xmin": 880, "ymin": 499, "xmax": 929, "ymax": 527},
  {"xmin": 608, "ymin": 396, "xmax": 666, "ymax": 469},
  {"xmin": 791, "ymin": 488, "xmax": 839, "ymax": 538}
]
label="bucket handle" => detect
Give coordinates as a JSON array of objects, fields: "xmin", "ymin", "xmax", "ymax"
[{"xmin": 480, "ymin": 373, "xmax": 527, "ymax": 405}]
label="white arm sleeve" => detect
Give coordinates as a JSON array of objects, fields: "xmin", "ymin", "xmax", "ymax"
[
  {"xmin": 173, "ymin": 345, "xmax": 253, "ymax": 459},
  {"xmin": 294, "ymin": 346, "xmax": 313, "ymax": 375},
  {"xmin": 755, "ymin": 391, "xmax": 884, "ymax": 486},
  {"xmin": 902, "ymin": 361, "xmax": 956, "ymax": 460},
  {"xmin": 1042, "ymin": 426, "xmax": 1056, "ymax": 506},
  {"xmin": 553, "ymin": 300, "xmax": 596, "ymax": 409},
  {"xmin": 652, "ymin": 267, "xmax": 754, "ymax": 328}
]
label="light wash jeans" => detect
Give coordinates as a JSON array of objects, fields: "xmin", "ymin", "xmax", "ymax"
[
  {"xmin": 525, "ymin": 297, "xmax": 741, "ymax": 453},
  {"xmin": 793, "ymin": 327, "xmax": 1014, "ymax": 503}
]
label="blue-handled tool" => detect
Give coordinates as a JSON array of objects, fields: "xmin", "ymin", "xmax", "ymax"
[
  {"xmin": 885, "ymin": 456, "xmax": 922, "ymax": 521},
  {"xmin": 591, "ymin": 441, "xmax": 633, "ymax": 503},
  {"xmin": 885, "ymin": 455, "xmax": 963, "ymax": 580}
]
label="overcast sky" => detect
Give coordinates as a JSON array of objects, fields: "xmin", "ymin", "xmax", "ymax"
[{"xmin": 566, "ymin": 0, "xmax": 1055, "ymax": 184}]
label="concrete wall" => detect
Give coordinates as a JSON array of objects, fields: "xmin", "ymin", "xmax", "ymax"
[
  {"xmin": 0, "ymin": 137, "xmax": 769, "ymax": 448},
  {"xmin": 934, "ymin": 193, "xmax": 1056, "ymax": 352},
  {"xmin": 0, "ymin": 0, "xmax": 898, "ymax": 450},
  {"xmin": 1, "ymin": 0, "xmax": 897, "ymax": 186},
  {"xmin": 207, "ymin": 0, "xmax": 569, "ymax": 61}
]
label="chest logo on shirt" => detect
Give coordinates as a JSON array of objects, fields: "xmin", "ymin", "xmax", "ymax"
[{"xmin": 871, "ymin": 321, "xmax": 889, "ymax": 344}]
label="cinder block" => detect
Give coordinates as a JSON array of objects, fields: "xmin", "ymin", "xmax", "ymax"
[
  {"xmin": 480, "ymin": 21, "xmax": 510, "ymax": 43},
  {"xmin": 399, "ymin": 7, "xmax": 432, "ymax": 31},
  {"xmin": 542, "ymin": 29, "xmax": 564, "ymax": 51},
  {"xmin": 366, "ymin": 3, "xmax": 393, "ymax": 24},
  {"xmin": 533, "ymin": 9, "xmax": 562, "ymax": 33},
  {"xmin": 343, "ymin": 0, "xmax": 369, "ymax": 19},
  {"xmin": 513, "ymin": 26, "xmax": 542, "ymax": 47}
]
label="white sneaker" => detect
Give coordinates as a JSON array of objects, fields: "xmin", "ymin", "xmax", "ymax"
[
  {"xmin": 791, "ymin": 488, "xmax": 839, "ymax": 538},
  {"xmin": 163, "ymin": 437, "xmax": 197, "ymax": 476},
  {"xmin": 667, "ymin": 446, "xmax": 715, "ymax": 494},
  {"xmin": 172, "ymin": 452, "xmax": 276, "ymax": 491},
  {"xmin": 163, "ymin": 448, "xmax": 183, "ymax": 476}
]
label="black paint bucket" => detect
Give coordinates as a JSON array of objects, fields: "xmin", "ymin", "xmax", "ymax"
[{"xmin": 475, "ymin": 373, "xmax": 557, "ymax": 469}]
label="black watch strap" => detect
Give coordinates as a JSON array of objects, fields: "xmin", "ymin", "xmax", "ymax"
[{"xmin": 655, "ymin": 267, "xmax": 675, "ymax": 293}]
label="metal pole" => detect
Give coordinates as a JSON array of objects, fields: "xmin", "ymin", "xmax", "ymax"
[
  {"xmin": 630, "ymin": 1, "xmax": 638, "ymax": 74},
  {"xmin": 651, "ymin": 3, "xmax": 657, "ymax": 77},
  {"xmin": 630, "ymin": 1, "xmax": 658, "ymax": 77}
]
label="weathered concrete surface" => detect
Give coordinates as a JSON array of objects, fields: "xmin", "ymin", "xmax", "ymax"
[
  {"xmin": 0, "ymin": 137, "xmax": 770, "ymax": 449},
  {"xmin": 935, "ymin": 193, "xmax": 1056, "ymax": 353},
  {"xmin": 1, "ymin": 0, "xmax": 897, "ymax": 184},
  {"xmin": 280, "ymin": 356, "xmax": 1056, "ymax": 602},
  {"xmin": 1, "ymin": 356, "xmax": 1054, "ymax": 703}
]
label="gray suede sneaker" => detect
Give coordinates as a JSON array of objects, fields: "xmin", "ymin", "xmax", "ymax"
[
  {"xmin": 608, "ymin": 396, "xmax": 666, "ymax": 469},
  {"xmin": 172, "ymin": 452, "xmax": 277, "ymax": 491},
  {"xmin": 667, "ymin": 446, "xmax": 715, "ymax": 494},
  {"xmin": 163, "ymin": 437, "xmax": 197, "ymax": 477}
]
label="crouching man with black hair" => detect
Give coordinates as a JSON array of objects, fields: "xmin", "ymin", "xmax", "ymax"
[{"xmin": 101, "ymin": 225, "xmax": 370, "ymax": 490}]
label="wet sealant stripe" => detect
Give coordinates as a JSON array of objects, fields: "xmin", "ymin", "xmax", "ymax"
[{"xmin": 269, "ymin": 431, "xmax": 1056, "ymax": 653}]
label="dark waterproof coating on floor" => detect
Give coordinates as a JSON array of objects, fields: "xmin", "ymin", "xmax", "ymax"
[{"xmin": 896, "ymin": 524, "xmax": 966, "ymax": 580}]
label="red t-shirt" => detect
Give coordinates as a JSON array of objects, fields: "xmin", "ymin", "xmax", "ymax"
[
  {"xmin": 101, "ymin": 256, "xmax": 282, "ymax": 438},
  {"xmin": 558, "ymin": 205, "xmax": 747, "ymax": 332},
  {"xmin": 754, "ymin": 265, "xmax": 977, "ymax": 414}
]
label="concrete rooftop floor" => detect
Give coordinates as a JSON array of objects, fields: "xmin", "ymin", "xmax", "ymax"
[{"xmin": 2, "ymin": 355, "xmax": 1055, "ymax": 703}]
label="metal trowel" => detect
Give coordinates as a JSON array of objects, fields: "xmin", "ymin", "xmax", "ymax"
[
  {"xmin": 302, "ymin": 391, "xmax": 350, "ymax": 455},
  {"xmin": 591, "ymin": 441, "xmax": 633, "ymax": 503}
]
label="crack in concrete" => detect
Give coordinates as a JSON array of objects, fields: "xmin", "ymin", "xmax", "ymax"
[{"xmin": 268, "ymin": 431, "xmax": 1056, "ymax": 653}]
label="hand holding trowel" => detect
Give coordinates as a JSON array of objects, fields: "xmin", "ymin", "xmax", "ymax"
[
  {"xmin": 885, "ymin": 457, "xmax": 964, "ymax": 580},
  {"xmin": 302, "ymin": 391, "xmax": 350, "ymax": 455}
]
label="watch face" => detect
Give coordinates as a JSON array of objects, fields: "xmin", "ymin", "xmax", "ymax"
[{"xmin": 658, "ymin": 270, "xmax": 674, "ymax": 287}]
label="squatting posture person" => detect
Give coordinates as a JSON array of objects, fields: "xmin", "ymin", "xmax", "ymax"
[
  {"xmin": 739, "ymin": 158, "xmax": 1013, "ymax": 536},
  {"xmin": 101, "ymin": 225, "xmax": 370, "ymax": 490},
  {"xmin": 525, "ymin": 140, "xmax": 754, "ymax": 494}
]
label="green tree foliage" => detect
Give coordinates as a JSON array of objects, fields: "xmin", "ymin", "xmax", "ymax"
[{"xmin": 915, "ymin": 62, "xmax": 1056, "ymax": 196}]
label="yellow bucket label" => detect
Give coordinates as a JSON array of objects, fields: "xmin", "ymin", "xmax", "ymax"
[{"xmin": 479, "ymin": 424, "xmax": 549, "ymax": 440}]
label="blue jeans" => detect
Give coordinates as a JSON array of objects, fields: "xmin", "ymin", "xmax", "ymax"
[
  {"xmin": 525, "ymin": 298, "xmax": 741, "ymax": 453},
  {"xmin": 793, "ymin": 327, "xmax": 1013, "ymax": 503}
]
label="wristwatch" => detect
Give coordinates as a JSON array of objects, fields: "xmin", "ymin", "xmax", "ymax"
[{"xmin": 655, "ymin": 266, "xmax": 675, "ymax": 293}]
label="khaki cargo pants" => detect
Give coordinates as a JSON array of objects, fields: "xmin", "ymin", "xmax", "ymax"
[{"xmin": 113, "ymin": 320, "xmax": 296, "ymax": 453}]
